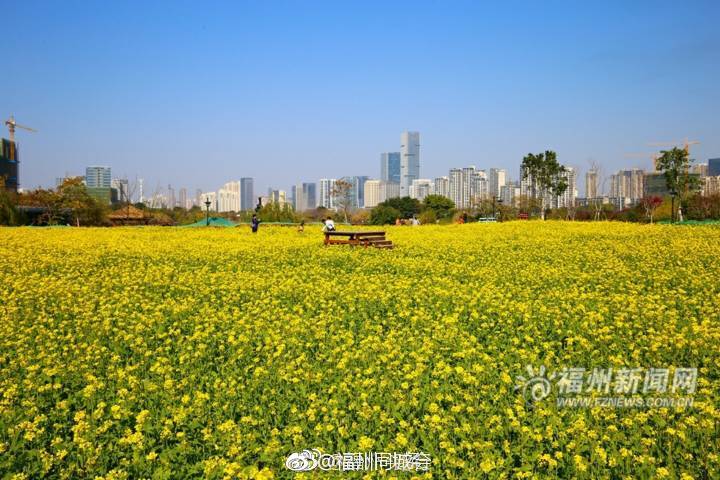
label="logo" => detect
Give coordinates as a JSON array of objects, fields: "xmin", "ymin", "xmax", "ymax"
[
  {"xmin": 515, "ymin": 365, "xmax": 555, "ymax": 403},
  {"xmin": 285, "ymin": 449, "xmax": 319, "ymax": 471}
]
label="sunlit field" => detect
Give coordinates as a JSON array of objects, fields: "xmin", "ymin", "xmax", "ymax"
[{"xmin": 1, "ymin": 223, "xmax": 719, "ymax": 479}]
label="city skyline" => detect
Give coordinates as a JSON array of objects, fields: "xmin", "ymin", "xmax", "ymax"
[{"xmin": 3, "ymin": 1, "xmax": 718, "ymax": 194}]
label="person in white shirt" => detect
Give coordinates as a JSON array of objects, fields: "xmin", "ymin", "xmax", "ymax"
[{"xmin": 322, "ymin": 217, "xmax": 336, "ymax": 232}]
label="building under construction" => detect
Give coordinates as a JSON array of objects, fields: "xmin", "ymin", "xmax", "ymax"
[{"xmin": 0, "ymin": 138, "xmax": 19, "ymax": 193}]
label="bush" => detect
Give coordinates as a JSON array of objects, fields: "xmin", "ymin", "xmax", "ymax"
[{"xmin": 370, "ymin": 205, "xmax": 401, "ymax": 225}]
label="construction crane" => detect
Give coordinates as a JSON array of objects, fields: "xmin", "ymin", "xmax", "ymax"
[
  {"xmin": 4, "ymin": 115, "xmax": 37, "ymax": 143},
  {"xmin": 649, "ymin": 138, "xmax": 700, "ymax": 156}
]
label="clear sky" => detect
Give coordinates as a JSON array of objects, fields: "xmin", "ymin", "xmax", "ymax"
[{"xmin": 4, "ymin": 0, "xmax": 719, "ymax": 195}]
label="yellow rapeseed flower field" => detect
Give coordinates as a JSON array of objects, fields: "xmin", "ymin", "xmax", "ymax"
[{"xmin": 0, "ymin": 223, "xmax": 719, "ymax": 479}]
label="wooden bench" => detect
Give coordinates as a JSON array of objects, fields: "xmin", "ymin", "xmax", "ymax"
[{"xmin": 324, "ymin": 231, "xmax": 394, "ymax": 249}]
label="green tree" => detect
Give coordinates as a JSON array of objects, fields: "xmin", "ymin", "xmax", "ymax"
[
  {"xmin": 370, "ymin": 205, "xmax": 401, "ymax": 225},
  {"xmin": 521, "ymin": 150, "xmax": 568, "ymax": 220},
  {"xmin": 422, "ymin": 194, "xmax": 455, "ymax": 220},
  {"xmin": 655, "ymin": 147, "xmax": 701, "ymax": 222},
  {"xmin": 57, "ymin": 177, "xmax": 108, "ymax": 226},
  {"xmin": 378, "ymin": 196, "xmax": 421, "ymax": 218}
]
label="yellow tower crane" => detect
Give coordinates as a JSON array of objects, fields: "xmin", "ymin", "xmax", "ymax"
[{"xmin": 4, "ymin": 115, "xmax": 37, "ymax": 143}]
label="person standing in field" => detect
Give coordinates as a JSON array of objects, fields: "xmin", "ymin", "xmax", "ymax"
[
  {"xmin": 251, "ymin": 214, "xmax": 260, "ymax": 233},
  {"xmin": 297, "ymin": 219, "xmax": 305, "ymax": 233}
]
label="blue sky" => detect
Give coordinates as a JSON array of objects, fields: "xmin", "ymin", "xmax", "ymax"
[{"xmin": 3, "ymin": 0, "xmax": 719, "ymax": 195}]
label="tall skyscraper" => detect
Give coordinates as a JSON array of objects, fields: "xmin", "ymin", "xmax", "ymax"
[
  {"xmin": 85, "ymin": 166, "xmax": 112, "ymax": 204},
  {"xmin": 319, "ymin": 178, "xmax": 337, "ymax": 209},
  {"xmin": 610, "ymin": 169, "xmax": 644, "ymax": 202},
  {"xmin": 85, "ymin": 166, "xmax": 111, "ymax": 188},
  {"xmin": 555, "ymin": 167, "xmax": 577, "ymax": 208},
  {"xmin": 218, "ymin": 181, "xmax": 241, "ymax": 212},
  {"xmin": 585, "ymin": 169, "xmax": 598, "ymax": 199},
  {"xmin": 364, "ymin": 179, "xmax": 400, "ymax": 208},
  {"xmin": 303, "ymin": 183, "xmax": 317, "ymax": 210},
  {"xmin": 167, "ymin": 185, "xmax": 176, "ymax": 209},
  {"xmin": 363, "ymin": 180, "xmax": 383, "ymax": 208},
  {"xmin": 449, "ymin": 168, "xmax": 464, "ymax": 208},
  {"xmin": 488, "ymin": 168, "xmax": 507, "ymax": 198},
  {"xmin": 178, "ymin": 187, "xmax": 188, "ymax": 209},
  {"xmin": 400, "ymin": 131, "xmax": 420, "ymax": 196},
  {"xmin": 380, "ymin": 152, "xmax": 401, "ymax": 184},
  {"xmin": 709, "ymin": 158, "xmax": 720, "ymax": 176},
  {"xmin": 0, "ymin": 139, "xmax": 19, "ymax": 193},
  {"xmin": 240, "ymin": 177, "xmax": 254, "ymax": 211},
  {"xmin": 339, "ymin": 175, "xmax": 369, "ymax": 208},
  {"xmin": 434, "ymin": 176, "xmax": 449, "ymax": 198}
]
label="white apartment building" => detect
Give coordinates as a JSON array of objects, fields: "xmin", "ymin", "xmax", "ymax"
[
  {"xmin": 217, "ymin": 181, "xmax": 241, "ymax": 212},
  {"xmin": 319, "ymin": 178, "xmax": 337, "ymax": 209},
  {"xmin": 364, "ymin": 180, "xmax": 401, "ymax": 208},
  {"xmin": 434, "ymin": 176, "xmax": 449, "ymax": 198},
  {"xmin": 609, "ymin": 169, "xmax": 645, "ymax": 202},
  {"xmin": 488, "ymin": 168, "xmax": 507, "ymax": 198},
  {"xmin": 409, "ymin": 179, "xmax": 433, "ymax": 201}
]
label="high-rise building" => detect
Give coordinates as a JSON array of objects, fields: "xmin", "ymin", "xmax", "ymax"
[
  {"xmin": 708, "ymin": 158, "xmax": 720, "ymax": 176},
  {"xmin": 364, "ymin": 180, "xmax": 401, "ymax": 208},
  {"xmin": 586, "ymin": 169, "xmax": 598, "ymax": 199},
  {"xmin": 240, "ymin": 177, "xmax": 254, "ymax": 211},
  {"xmin": 218, "ymin": 181, "xmax": 241, "ymax": 212},
  {"xmin": 201, "ymin": 191, "xmax": 217, "ymax": 211},
  {"xmin": 449, "ymin": 168, "xmax": 464, "ymax": 208},
  {"xmin": 448, "ymin": 166, "xmax": 488, "ymax": 208},
  {"xmin": 111, "ymin": 178, "xmax": 129, "ymax": 203},
  {"xmin": 0, "ymin": 139, "xmax": 19, "ymax": 193},
  {"xmin": 85, "ymin": 166, "xmax": 111, "ymax": 188},
  {"xmin": 434, "ymin": 176, "xmax": 449, "ymax": 198},
  {"xmin": 303, "ymin": 182, "xmax": 317, "ymax": 210},
  {"xmin": 610, "ymin": 169, "xmax": 645, "ymax": 203},
  {"xmin": 268, "ymin": 189, "xmax": 286, "ymax": 206},
  {"xmin": 363, "ymin": 180, "xmax": 383, "ymax": 208},
  {"xmin": 85, "ymin": 166, "xmax": 112, "ymax": 204},
  {"xmin": 167, "ymin": 185, "xmax": 176, "ymax": 209},
  {"xmin": 292, "ymin": 184, "xmax": 301, "ymax": 210},
  {"xmin": 462, "ymin": 167, "xmax": 477, "ymax": 208},
  {"xmin": 400, "ymin": 131, "xmax": 420, "ymax": 196},
  {"xmin": 178, "ymin": 188, "xmax": 188, "ymax": 209},
  {"xmin": 294, "ymin": 182, "xmax": 317, "ymax": 211},
  {"xmin": 380, "ymin": 152, "xmax": 401, "ymax": 184},
  {"xmin": 319, "ymin": 179, "xmax": 336, "ymax": 209},
  {"xmin": 470, "ymin": 169, "xmax": 488, "ymax": 205},
  {"xmin": 385, "ymin": 182, "xmax": 400, "ymax": 200},
  {"xmin": 488, "ymin": 168, "xmax": 507, "ymax": 198},
  {"xmin": 500, "ymin": 182, "xmax": 521, "ymax": 207},
  {"xmin": 137, "ymin": 179, "xmax": 144, "ymax": 203},
  {"xmin": 555, "ymin": 167, "xmax": 577, "ymax": 208},
  {"xmin": 410, "ymin": 179, "xmax": 433, "ymax": 201},
  {"xmin": 703, "ymin": 175, "xmax": 720, "ymax": 196},
  {"xmin": 338, "ymin": 176, "xmax": 369, "ymax": 208},
  {"xmin": 691, "ymin": 163, "xmax": 708, "ymax": 176}
]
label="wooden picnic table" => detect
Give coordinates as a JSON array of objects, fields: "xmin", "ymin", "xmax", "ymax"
[{"xmin": 323, "ymin": 231, "xmax": 393, "ymax": 249}]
